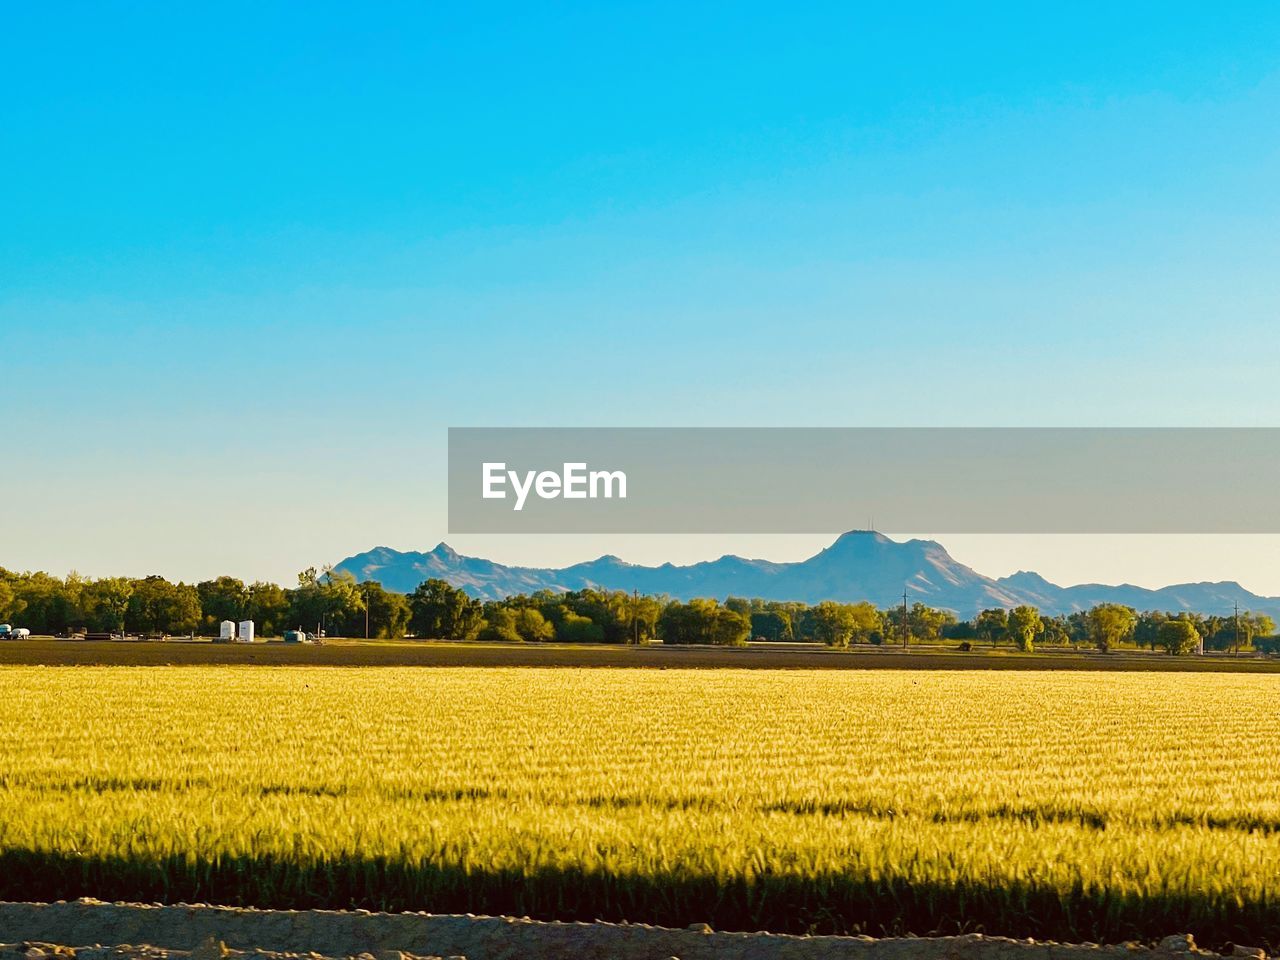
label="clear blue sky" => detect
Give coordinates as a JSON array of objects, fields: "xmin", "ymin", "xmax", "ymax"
[{"xmin": 3, "ymin": 2, "xmax": 1280, "ymax": 589}]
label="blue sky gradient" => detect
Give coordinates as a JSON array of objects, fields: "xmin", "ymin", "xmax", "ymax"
[{"xmin": 3, "ymin": 3, "xmax": 1280, "ymax": 588}]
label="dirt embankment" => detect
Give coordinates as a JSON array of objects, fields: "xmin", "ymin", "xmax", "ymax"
[{"xmin": 0, "ymin": 901, "xmax": 1267, "ymax": 960}]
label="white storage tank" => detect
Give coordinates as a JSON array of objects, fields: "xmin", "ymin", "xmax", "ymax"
[
  {"xmin": 238, "ymin": 620, "xmax": 255, "ymax": 643},
  {"xmin": 218, "ymin": 620, "xmax": 236, "ymax": 642}
]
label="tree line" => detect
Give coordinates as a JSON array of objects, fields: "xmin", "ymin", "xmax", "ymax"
[
  {"xmin": 0, "ymin": 565, "xmax": 1274, "ymax": 654},
  {"xmin": 0, "ymin": 566, "xmax": 400, "ymax": 638},
  {"xmin": 951, "ymin": 603, "xmax": 1277, "ymax": 655}
]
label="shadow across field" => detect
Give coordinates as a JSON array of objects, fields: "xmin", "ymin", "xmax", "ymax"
[
  {"xmin": 1, "ymin": 639, "xmax": 1278, "ymax": 671},
  {"xmin": 0, "ymin": 850, "xmax": 1274, "ymax": 950}
]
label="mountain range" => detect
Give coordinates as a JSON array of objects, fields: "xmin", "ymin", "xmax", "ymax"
[{"xmin": 331, "ymin": 532, "xmax": 1280, "ymax": 619}]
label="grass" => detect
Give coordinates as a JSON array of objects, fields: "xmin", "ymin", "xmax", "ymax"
[
  {"xmin": 2, "ymin": 637, "xmax": 1279, "ymax": 671},
  {"xmin": 1, "ymin": 666, "xmax": 1279, "ymax": 946}
]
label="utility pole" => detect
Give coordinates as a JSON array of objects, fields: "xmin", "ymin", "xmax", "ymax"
[
  {"xmin": 365, "ymin": 586, "xmax": 370, "ymax": 640},
  {"xmin": 902, "ymin": 590, "xmax": 910, "ymax": 649},
  {"xmin": 1234, "ymin": 601, "xmax": 1241, "ymax": 657}
]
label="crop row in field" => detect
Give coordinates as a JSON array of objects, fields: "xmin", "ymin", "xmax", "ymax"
[{"xmin": 0, "ymin": 667, "xmax": 1277, "ymax": 946}]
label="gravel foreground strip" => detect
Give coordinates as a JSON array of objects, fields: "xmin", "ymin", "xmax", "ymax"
[{"xmin": 0, "ymin": 902, "xmax": 1266, "ymax": 960}]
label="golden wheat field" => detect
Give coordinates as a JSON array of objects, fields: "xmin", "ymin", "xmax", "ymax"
[{"xmin": 1, "ymin": 666, "xmax": 1278, "ymax": 944}]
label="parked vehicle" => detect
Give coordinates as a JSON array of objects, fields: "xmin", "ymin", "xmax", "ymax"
[{"xmin": 0, "ymin": 626, "xmax": 30, "ymax": 639}]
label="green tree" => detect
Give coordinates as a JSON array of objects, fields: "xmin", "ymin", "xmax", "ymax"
[
  {"xmin": 551, "ymin": 588, "xmax": 658, "ymax": 644},
  {"xmin": 657, "ymin": 599, "xmax": 750, "ymax": 646},
  {"xmin": 1087, "ymin": 603, "xmax": 1137, "ymax": 652},
  {"xmin": 792, "ymin": 605, "xmax": 820, "ymax": 643},
  {"xmin": 880, "ymin": 605, "xmax": 908, "ymax": 645},
  {"xmin": 1134, "ymin": 611, "xmax": 1167, "ymax": 652},
  {"xmin": 289, "ymin": 567, "xmax": 328, "ymax": 632},
  {"xmin": 291, "ymin": 567, "xmax": 367, "ymax": 637},
  {"xmin": 1158, "ymin": 617, "xmax": 1200, "ymax": 656},
  {"xmin": 626, "ymin": 592, "xmax": 664, "ymax": 644},
  {"xmin": 909, "ymin": 602, "xmax": 954, "ymax": 643},
  {"xmin": 515, "ymin": 607, "xmax": 554, "ymax": 642},
  {"xmin": 127, "ymin": 576, "xmax": 200, "ymax": 635},
  {"xmin": 320, "ymin": 569, "xmax": 366, "ymax": 635},
  {"xmin": 197, "ymin": 577, "xmax": 249, "ymax": 634},
  {"xmin": 1066, "ymin": 610, "xmax": 1091, "ymax": 644},
  {"xmin": 8, "ymin": 571, "xmax": 80, "ymax": 634},
  {"xmin": 812, "ymin": 601, "xmax": 857, "ymax": 648},
  {"xmin": 750, "ymin": 609, "xmax": 791, "ymax": 642},
  {"xmin": 975, "ymin": 608, "xmax": 1008, "ymax": 647},
  {"xmin": 478, "ymin": 607, "xmax": 523, "ymax": 643},
  {"xmin": 806, "ymin": 601, "xmax": 885, "ymax": 646},
  {"xmin": 247, "ymin": 581, "xmax": 290, "ymax": 636},
  {"xmin": 352, "ymin": 580, "xmax": 411, "ymax": 639},
  {"xmin": 848, "ymin": 602, "xmax": 882, "ymax": 643},
  {"xmin": 556, "ymin": 610, "xmax": 605, "ymax": 643},
  {"xmin": 1006, "ymin": 605, "xmax": 1042, "ymax": 652},
  {"xmin": 708, "ymin": 603, "xmax": 751, "ymax": 646},
  {"xmin": 84, "ymin": 577, "xmax": 134, "ymax": 633},
  {"xmin": 408, "ymin": 579, "xmax": 483, "ymax": 641},
  {"xmin": 1226, "ymin": 612, "xmax": 1277, "ymax": 653},
  {"xmin": 1196, "ymin": 614, "xmax": 1227, "ymax": 650},
  {"xmin": 1040, "ymin": 615, "xmax": 1071, "ymax": 646},
  {"xmin": 0, "ymin": 577, "xmax": 16, "ymax": 622}
]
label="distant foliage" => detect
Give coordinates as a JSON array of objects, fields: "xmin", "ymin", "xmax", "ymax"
[
  {"xmin": 408, "ymin": 579, "xmax": 483, "ymax": 642},
  {"xmin": 657, "ymin": 599, "xmax": 750, "ymax": 646},
  {"xmin": 1006, "ymin": 605, "xmax": 1043, "ymax": 652},
  {"xmin": 1088, "ymin": 604, "xmax": 1139, "ymax": 652},
  {"xmin": 0, "ymin": 565, "xmax": 1272, "ymax": 655},
  {"xmin": 1158, "ymin": 618, "xmax": 1201, "ymax": 656}
]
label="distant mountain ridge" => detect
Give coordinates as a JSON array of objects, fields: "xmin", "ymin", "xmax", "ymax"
[{"xmin": 332, "ymin": 532, "xmax": 1280, "ymax": 619}]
